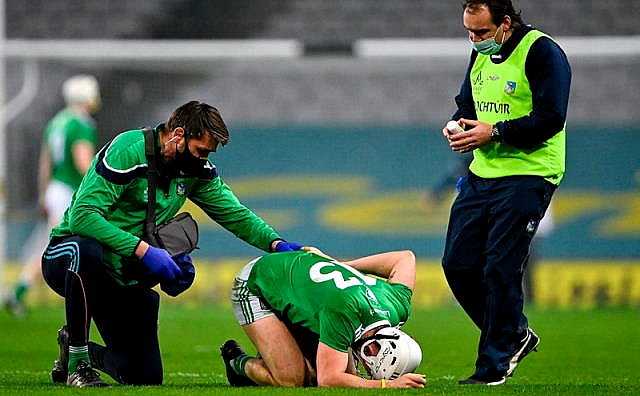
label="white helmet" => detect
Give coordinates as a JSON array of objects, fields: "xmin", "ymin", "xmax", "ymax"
[
  {"xmin": 62, "ymin": 74, "xmax": 101, "ymax": 109},
  {"xmin": 353, "ymin": 326, "xmax": 422, "ymax": 380}
]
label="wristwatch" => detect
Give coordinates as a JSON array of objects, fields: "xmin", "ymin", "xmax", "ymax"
[{"xmin": 490, "ymin": 124, "xmax": 503, "ymax": 142}]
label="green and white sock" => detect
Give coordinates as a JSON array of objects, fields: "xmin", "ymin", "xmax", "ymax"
[
  {"xmin": 230, "ymin": 354, "xmax": 252, "ymax": 377},
  {"xmin": 68, "ymin": 345, "xmax": 91, "ymax": 373}
]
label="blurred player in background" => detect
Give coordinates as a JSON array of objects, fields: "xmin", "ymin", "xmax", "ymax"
[
  {"xmin": 422, "ymin": 153, "xmax": 472, "ymax": 211},
  {"xmin": 3, "ymin": 74, "xmax": 100, "ymax": 317},
  {"xmin": 221, "ymin": 248, "xmax": 426, "ymax": 388},
  {"xmin": 440, "ymin": 0, "xmax": 571, "ymax": 385}
]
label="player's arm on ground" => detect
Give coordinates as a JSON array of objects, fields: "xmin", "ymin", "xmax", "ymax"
[
  {"xmin": 342, "ymin": 250, "xmax": 416, "ymax": 291},
  {"xmin": 316, "ymin": 343, "xmax": 425, "ymax": 388}
]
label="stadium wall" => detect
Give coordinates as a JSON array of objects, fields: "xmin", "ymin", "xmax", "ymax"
[
  {"xmin": 7, "ymin": 124, "xmax": 639, "ymax": 259},
  {"xmin": 5, "ymin": 49, "xmax": 640, "ymax": 215}
]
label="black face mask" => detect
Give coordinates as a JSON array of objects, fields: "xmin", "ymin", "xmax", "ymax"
[{"xmin": 175, "ymin": 137, "xmax": 207, "ymax": 176}]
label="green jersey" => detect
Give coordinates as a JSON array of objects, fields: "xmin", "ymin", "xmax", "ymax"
[
  {"xmin": 51, "ymin": 127, "xmax": 281, "ymax": 285},
  {"xmin": 247, "ymin": 251, "xmax": 413, "ymax": 352},
  {"xmin": 44, "ymin": 108, "xmax": 97, "ymax": 189}
]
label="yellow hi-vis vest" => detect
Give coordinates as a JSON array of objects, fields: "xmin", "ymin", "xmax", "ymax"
[{"xmin": 469, "ymin": 30, "xmax": 565, "ymax": 185}]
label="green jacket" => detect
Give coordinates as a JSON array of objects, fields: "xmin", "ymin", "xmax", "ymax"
[{"xmin": 51, "ymin": 127, "xmax": 281, "ymax": 285}]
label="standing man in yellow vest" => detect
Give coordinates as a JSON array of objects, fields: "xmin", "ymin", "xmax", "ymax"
[{"xmin": 441, "ymin": 0, "xmax": 571, "ymax": 385}]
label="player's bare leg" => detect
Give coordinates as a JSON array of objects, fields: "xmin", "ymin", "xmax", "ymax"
[{"xmin": 243, "ymin": 315, "xmax": 311, "ymax": 386}]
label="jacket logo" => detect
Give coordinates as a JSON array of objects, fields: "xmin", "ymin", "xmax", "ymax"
[
  {"xmin": 473, "ymin": 71, "xmax": 483, "ymax": 86},
  {"xmin": 504, "ymin": 81, "xmax": 517, "ymax": 95},
  {"xmin": 177, "ymin": 183, "xmax": 186, "ymax": 196}
]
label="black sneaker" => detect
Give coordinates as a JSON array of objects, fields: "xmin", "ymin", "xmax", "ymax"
[
  {"xmin": 220, "ymin": 340, "xmax": 256, "ymax": 386},
  {"xmin": 51, "ymin": 326, "xmax": 69, "ymax": 383},
  {"xmin": 66, "ymin": 360, "xmax": 109, "ymax": 387},
  {"xmin": 507, "ymin": 328, "xmax": 540, "ymax": 377},
  {"xmin": 458, "ymin": 374, "xmax": 506, "ymax": 386}
]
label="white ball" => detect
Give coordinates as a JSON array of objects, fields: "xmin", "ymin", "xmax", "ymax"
[{"xmin": 446, "ymin": 120, "xmax": 464, "ymax": 134}]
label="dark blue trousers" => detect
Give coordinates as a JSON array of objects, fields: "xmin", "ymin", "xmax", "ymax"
[
  {"xmin": 42, "ymin": 236, "xmax": 163, "ymax": 385},
  {"xmin": 442, "ymin": 173, "xmax": 555, "ymax": 378}
]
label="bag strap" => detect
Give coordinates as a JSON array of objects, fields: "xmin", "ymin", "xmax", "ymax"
[{"xmin": 142, "ymin": 127, "xmax": 157, "ymax": 240}]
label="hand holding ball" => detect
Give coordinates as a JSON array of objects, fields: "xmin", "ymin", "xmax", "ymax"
[{"xmin": 446, "ymin": 120, "xmax": 464, "ymax": 134}]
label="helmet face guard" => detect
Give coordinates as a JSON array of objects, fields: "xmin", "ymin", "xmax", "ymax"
[{"xmin": 352, "ymin": 327, "xmax": 422, "ymax": 380}]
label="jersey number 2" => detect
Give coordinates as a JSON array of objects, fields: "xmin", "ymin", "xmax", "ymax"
[{"xmin": 309, "ymin": 261, "xmax": 376, "ymax": 290}]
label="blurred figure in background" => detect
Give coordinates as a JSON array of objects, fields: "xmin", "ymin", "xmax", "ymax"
[
  {"xmin": 3, "ymin": 74, "xmax": 101, "ymax": 317},
  {"xmin": 422, "ymin": 153, "xmax": 472, "ymax": 211}
]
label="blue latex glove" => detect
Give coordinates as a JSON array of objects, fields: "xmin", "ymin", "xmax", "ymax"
[
  {"xmin": 141, "ymin": 245, "xmax": 182, "ymax": 281},
  {"xmin": 274, "ymin": 241, "xmax": 304, "ymax": 252},
  {"xmin": 161, "ymin": 252, "xmax": 196, "ymax": 297}
]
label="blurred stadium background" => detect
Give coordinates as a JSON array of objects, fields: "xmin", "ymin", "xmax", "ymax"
[{"xmin": 1, "ymin": 0, "xmax": 639, "ymax": 309}]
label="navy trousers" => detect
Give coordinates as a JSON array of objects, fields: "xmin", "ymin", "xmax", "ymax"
[
  {"xmin": 442, "ymin": 173, "xmax": 555, "ymax": 378},
  {"xmin": 42, "ymin": 236, "xmax": 163, "ymax": 385}
]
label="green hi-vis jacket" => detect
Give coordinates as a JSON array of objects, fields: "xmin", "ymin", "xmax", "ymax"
[
  {"xmin": 51, "ymin": 128, "xmax": 281, "ymax": 286},
  {"xmin": 469, "ymin": 30, "xmax": 566, "ymax": 185}
]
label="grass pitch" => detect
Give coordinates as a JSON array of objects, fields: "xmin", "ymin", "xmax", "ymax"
[{"xmin": 1, "ymin": 303, "xmax": 638, "ymax": 395}]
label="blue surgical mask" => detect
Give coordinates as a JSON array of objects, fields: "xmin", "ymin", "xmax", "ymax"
[{"xmin": 472, "ymin": 26, "xmax": 505, "ymax": 55}]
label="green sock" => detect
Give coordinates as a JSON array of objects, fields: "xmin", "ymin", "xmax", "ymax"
[
  {"xmin": 14, "ymin": 283, "xmax": 29, "ymax": 302},
  {"xmin": 68, "ymin": 345, "xmax": 91, "ymax": 373},
  {"xmin": 231, "ymin": 354, "xmax": 251, "ymax": 377}
]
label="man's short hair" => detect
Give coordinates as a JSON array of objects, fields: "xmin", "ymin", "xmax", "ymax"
[
  {"xmin": 463, "ymin": 0, "xmax": 523, "ymax": 26},
  {"xmin": 167, "ymin": 101, "xmax": 230, "ymax": 146}
]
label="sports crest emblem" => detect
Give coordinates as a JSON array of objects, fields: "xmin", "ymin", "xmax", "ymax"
[
  {"xmin": 504, "ymin": 81, "xmax": 517, "ymax": 95},
  {"xmin": 176, "ymin": 182, "xmax": 186, "ymax": 196}
]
